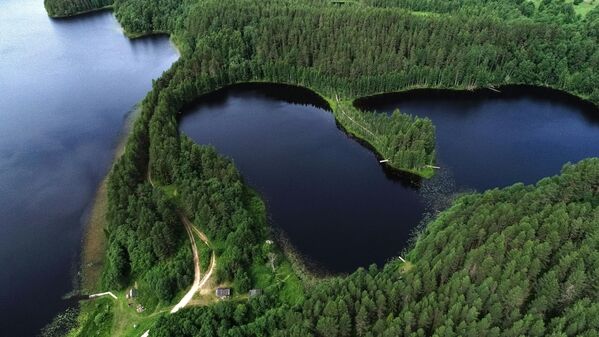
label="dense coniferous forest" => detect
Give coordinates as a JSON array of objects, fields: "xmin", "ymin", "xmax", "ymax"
[
  {"xmin": 151, "ymin": 159, "xmax": 599, "ymax": 337},
  {"xmin": 333, "ymin": 102, "xmax": 436, "ymax": 176},
  {"xmin": 44, "ymin": 0, "xmax": 113, "ymax": 17},
  {"xmin": 43, "ymin": 0, "xmax": 599, "ymax": 336}
]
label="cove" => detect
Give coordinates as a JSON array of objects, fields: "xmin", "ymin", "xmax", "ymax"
[
  {"xmin": 180, "ymin": 83, "xmax": 427, "ymax": 274},
  {"xmin": 355, "ymin": 86, "xmax": 599, "ymax": 191},
  {"xmin": 0, "ymin": 1, "xmax": 177, "ymax": 335},
  {"xmin": 180, "ymin": 83, "xmax": 599, "ymax": 275}
]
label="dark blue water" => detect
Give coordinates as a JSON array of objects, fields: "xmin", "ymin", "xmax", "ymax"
[
  {"xmin": 356, "ymin": 87, "xmax": 599, "ymax": 190},
  {"xmin": 180, "ymin": 84, "xmax": 425, "ymax": 274},
  {"xmin": 180, "ymin": 84, "xmax": 599, "ymax": 274},
  {"xmin": 0, "ymin": 1, "xmax": 177, "ymax": 335}
]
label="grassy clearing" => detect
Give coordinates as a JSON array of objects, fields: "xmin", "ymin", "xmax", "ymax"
[
  {"xmin": 109, "ymin": 290, "xmax": 169, "ymax": 337},
  {"xmin": 251, "ymin": 260, "xmax": 304, "ymax": 305},
  {"xmin": 410, "ymin": 10, "xmax": 441, "ymax": 17},
  {"xmin": 401, "ymin": 260, "xmax": 415, "ymax": 273},
  {"xmin": 67, "ymin": 290, "xmax": 171, "ymax": 337},
  {"xmin": 531, "ymin": 0, "xmax": 598, "ymax": 16},
  {"xmin": 573, "ymin": 0, "xmax": 598, "ymax": 15}
]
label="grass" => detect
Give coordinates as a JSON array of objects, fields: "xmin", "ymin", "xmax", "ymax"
[
  {"xmin": 108, "ymin": 290, "xmax": 169, "ymax": 337},
  {"xmin": 531, "ymin": 0, "xmax": 598, "ymax": 16},
  {"xmin": 242, "ymin": 187, "xmax": 304, "ymax": 304},
  {"xmin": 572, "ymin": 0, "xmax": 598, "ymax": 15},
  {"xmin": 67, "ymin": 289, "xmax": 172, "ymax": 337},
  {"xmin": 401, "ymin": 260, "xmax": 415, "ymax": 273},
  {"xmin": 250, "ymin": 260, "xmax": 304, "ymax": 305}
]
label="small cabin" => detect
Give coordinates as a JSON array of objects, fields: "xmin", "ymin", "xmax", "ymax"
[
  {"xmin": 249, "ymin": 289, "xmax": 262, "ymax": 297},
  {"xmin": 126, "ymin": 288, "xmax": 138, "ymax": 299},
  {"xmin": 216, "ymin": 287, "xmax": 231, "ymax": 299}
]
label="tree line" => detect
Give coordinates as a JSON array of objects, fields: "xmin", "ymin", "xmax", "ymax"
[
  {"xmin": 151, "ymin": 158, "xmax": 599, "ymax": 337},
  {"xmin": 334, "ymin": 101, "xmax": 436, "ymax": 176},
  {"xmin": 42, "ymin": 0, "xmax": 599, "ymax": 335},
  {"xmin": 44, "ymin": 0, "xmax": 113, "ymax": 17}
]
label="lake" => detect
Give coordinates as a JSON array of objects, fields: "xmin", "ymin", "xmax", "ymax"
[
  {"xmin": 0, "ymin": 0, "xmax": 177, "ymax": 335},
  {"xmin": 355, "ymin": 86, "xmax": 599, "ymax": 190},
  {"xmin": 181, "ymin": 83, "xmax": 599, "ymax": 274}
]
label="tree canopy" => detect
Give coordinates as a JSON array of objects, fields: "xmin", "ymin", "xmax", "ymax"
[{"xmin": 42, "ymin": 0, "xmax": 599, "ymax": 335}]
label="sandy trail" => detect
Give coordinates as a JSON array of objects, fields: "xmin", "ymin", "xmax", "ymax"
[
  {"xmin": 170, "ymin": 214, "xmax": 201, "ymax": 314},
  {"xmin": 143, "ymin": 166, "xmax": 217, "ymax": 335},
  {"xmin": 88, "ymin": 291, "xmax": 117, "ymax": 299}
]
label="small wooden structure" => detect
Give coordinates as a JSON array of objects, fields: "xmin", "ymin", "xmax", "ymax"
[
  {"xmin": 216, "ymin": 287, "xmax": 231, "ymax": 299},
  {"xmin": 126, "ymin": 288, "xmax": 138, "ymax": 299},
  {"xmin": 249, "ymin": 289, "xmax": 262, "ymax": 297}
]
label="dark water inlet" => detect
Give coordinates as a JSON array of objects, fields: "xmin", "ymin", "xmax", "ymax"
[
  {"xmin": 355, "ymin": 85, "xmax": 599, "ymax": 191},
  {"xmin": 0, "ymin": 1, "xmax": 177, "ymax": 335},
  {"xmin": 180, "ymin": 83, "xmax": 599, "ymax": 275},
  {"xmin": 180, "ymin": 84, "xmax": 426, "ymax": 274}
]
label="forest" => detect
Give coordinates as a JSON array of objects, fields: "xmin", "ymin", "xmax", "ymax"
[
  {"xmin": 333, "ymin": 101, "xmax": 436, "ymax": 177},
  {"xmin": 42, "ymin": 0, "xmax": 599, "ymax": 336},
  {"xmin": 150, "ymin": 158, "xmax": 599, "ymax": 337},
  {"xmin": 44, "ymin": 0, "xmax": 113, "ymax": 17}
]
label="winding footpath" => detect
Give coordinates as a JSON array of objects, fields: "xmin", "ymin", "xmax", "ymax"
[
  {"xmin": 170, "ymin": 214, "xmax": 202, "ymax": 313},
  {"xmin": 140, "ymin": 168, "xmax": 217, "ymax": 336},
  {"xmin": 170, "ymin": 213, "xmax": 216, "ymax": 313}
]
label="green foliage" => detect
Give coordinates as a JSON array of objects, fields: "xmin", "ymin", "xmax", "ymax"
[
  {"xmin": 39, "ymin": 308, "xmax": 79, "ymax": 337},
  {"xmin": 69, "ymin": 299, "xmax": 114, "ymax": 337},
  {"xmin": 43, "ymin": 0, "xmax": 599, "ymax": 336},
  {"xmin": 198, "ymin": 242, "xmax": 212, "ymax": 273},
  {"xmin": 151, "ymin": 159, "xmax": 599, "ymax": 337},
  {"xmin": 112, "ymin": 0, "xmax": 189, "ymax": 35},
  {"xmin": 173, "ymin": 0, "xmax": 599, "ymax": 102},
  {"xmin": 176, "ymin": 137, "xmax": 268, "ymax": 283},
  {"xmin": 44, "ymin": 0, "xmax": 113, "ymax": 17},
  {"xmin": 334, "ymin": 101, "xmax": 435, "ymax": 176},
  {"xmin": 102, "ymin": 179, "xmax": 192, "ymax": 305}
]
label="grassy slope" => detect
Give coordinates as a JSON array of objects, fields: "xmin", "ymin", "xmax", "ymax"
[{"xmin": 531, "ymin": 0, "xmax": 598, "ymax": 16}]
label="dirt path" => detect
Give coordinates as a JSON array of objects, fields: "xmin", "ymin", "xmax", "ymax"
[
  {"xmin": 143, "ymin": 166, "xmax": 216, "ymax": 335},
  {"xmin": 170, "ymin": 214, "xmax": 202, "ymax": 314},
  {"xmin": 335, "ymin": 94, "xmax": 375, "ymax": 137},
  {"xmin": 189, "ymin": 224, "xmax": 216, "ymax": 287},
  {"xmin": 147, "ymin": 167, "xmax": 209, "ymax": 312},
  {"xmin": 88, "ymin": 291, "xmax": 117, "ymax": 299}
]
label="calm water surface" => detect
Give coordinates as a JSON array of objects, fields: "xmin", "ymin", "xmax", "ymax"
[
  {"xmin": 181, "ymin": 84, "xmax": 426, "ymax": 274},
  {"xmin": 0, "ymin": 1, "xmax": 177, "ymax": 335},
  {"xmin": 356, "ymin": 87, "xmax": 599, "ymax": 190},
  {"xmin": 181, "ymin": 84, "xmax": 599, "ymax": 274}
]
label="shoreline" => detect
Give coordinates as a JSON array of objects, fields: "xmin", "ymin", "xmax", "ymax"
[
  {"xmin": 80, "ymin": 80, "xmax": 598, "ymax": 291},
  {"xmin": 47, "ymin": 5, "xmax": 114, "ymax": 19},
  {"xmin": 177, "ymin": 81, "xmax": 435, "ymax": 178},
  {"xmin": 353, "ymin": 83, "xmax": 599, "ymax": 112},
  {"xmin": 79, "ymin": 106, "xmax": 141, "ymax": 293}
]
